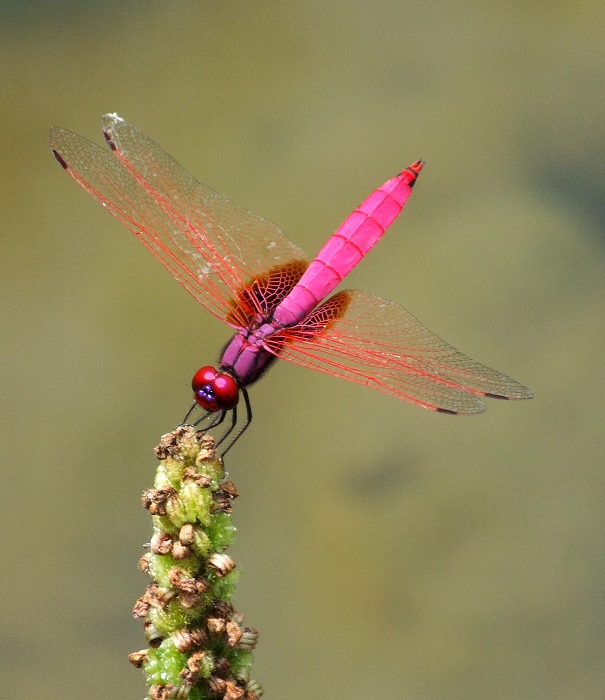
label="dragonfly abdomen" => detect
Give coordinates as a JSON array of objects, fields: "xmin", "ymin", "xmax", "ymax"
[{"xmin": 272, "ymin": 162, "xmax": 423, "ymax": 327}]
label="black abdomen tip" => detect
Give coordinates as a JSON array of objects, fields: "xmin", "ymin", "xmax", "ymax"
[{"xmin": 404, "ymin": 159, "xmax": 425, "ymax": 186}]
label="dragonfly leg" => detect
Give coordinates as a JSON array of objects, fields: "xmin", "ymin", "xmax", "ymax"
[
  {"xmin": 201, "ymin": 410, "xmax": 227, "ymax": 430},
  {"xmin": 215, "ymin": 406, "xmax": 238, "ymax": 448},
  {"xmin": 193, "ymin": 409, "xmax": 236, "ymax": 450},
  {"xmin": 182, "ymin": 401, "xmax": 198, "ymax": 425},
  {"xmin": 220, "ymin": 388, "xmax": 252, "ymax": 457},
  {"xmin": 183, "ymin": 402, "xmax": 221, "ymax": 428},
  {"xmin": 179, "ymin": 391, "xmax": 252, "ymax": 459}
]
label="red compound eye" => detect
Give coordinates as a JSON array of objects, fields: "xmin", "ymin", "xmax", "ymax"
[
  {"xmin": 192, "ymin": 366, "xmax": 217, "ymax": 392},
  {"xmin": 192, "ymin": 366, "xmax": 219, "ymax": 411},
  {"xmin": 191, "ymin": 366, "xmax": 239, "ymax": 411},
  {"xmin": 212, "ymin": 373, "xmax": 239, "ymax": 409}
]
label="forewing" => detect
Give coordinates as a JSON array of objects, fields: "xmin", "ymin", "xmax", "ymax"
[
  {"xmin": 270, "ymin": 290, "xmax": 534, "ymax": 414},
  {"xmin": 101, "ymin": 115, "xmax": 308, "ymax": 315},
  {"xmin": 49, "ymin": 115, "xmax": 308, "ymax": 326}
]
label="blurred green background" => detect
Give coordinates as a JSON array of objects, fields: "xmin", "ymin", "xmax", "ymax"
[{"xmin": 2, "ymin": 1, "xmax": 604, "ymax": 698}]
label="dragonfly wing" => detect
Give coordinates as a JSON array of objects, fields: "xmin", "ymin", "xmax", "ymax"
[
  {"xmin": 100, "ymin": 114, "xmax": 308, "ymax": 277},
  {"xmin": 270, "ymin": 290, "xmax": 534, "ymax": 414},
  {"xmin": 48, "ymin": 115, "xmax": 308, "ymax": 325}
]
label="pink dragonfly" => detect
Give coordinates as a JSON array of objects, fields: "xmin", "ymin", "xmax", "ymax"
[{"xmin": 48, "ymin": 114, "xmax": 533, "ymax": 452}]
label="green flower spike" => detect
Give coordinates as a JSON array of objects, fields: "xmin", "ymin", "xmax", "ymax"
[{"xmin": 129, "ymin": 426, "xmax": 261, "ymax": 700}]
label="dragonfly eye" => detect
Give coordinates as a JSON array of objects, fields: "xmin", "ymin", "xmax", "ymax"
[
  {"xmin": 191, "ymin": 366, "xmax": 239, "ymax": 411},
  {"xmin": 192, "ymin": 366, "xmax": 218, "ymax": 391},
  {"xmin": 192, "ymin": 366, "xmax": 220, "ymax": 411},
  {"xmin": 212, "ymin": 373, "xmax": 239, "ymax": 409}
]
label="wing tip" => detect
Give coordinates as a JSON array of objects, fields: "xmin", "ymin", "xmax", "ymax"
[
  {"xmin": 47, "ymin": 125, "xmax": 65, "ymax": 148},
  {"xmin": 434, "ymin": 402, "xmax": 486, "ymax": 416},
  {"xmin": 101, "ymin": 113, "xmax": 126, "ymax": 143},
  {"xmin": 102, "ymin": 112, "xmax": 125, "ymax": 125},
  {"xmin": 483, "ymin": 386, "xmax": 535, "ymax": 401}
]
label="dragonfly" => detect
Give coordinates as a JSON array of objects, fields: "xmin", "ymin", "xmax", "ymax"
[{"xmin": 48, "ymin": 114, "xmax": 533, "ymax": 453}]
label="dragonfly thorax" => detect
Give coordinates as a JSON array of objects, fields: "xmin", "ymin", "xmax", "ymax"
[
  {"xmin": 191, "ymin": 366, "xmax": 239, "ymax": 412},
  {"xmin": 217, "ymin": 326, "xmax": 279, "ymax": 388}
]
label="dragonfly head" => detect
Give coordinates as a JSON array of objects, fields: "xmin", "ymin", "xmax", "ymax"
[{"xmin": 192, "ymin": 366, "xmax": 240, "ymax": 412}]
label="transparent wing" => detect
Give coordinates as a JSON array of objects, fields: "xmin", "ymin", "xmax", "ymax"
[
  {"xmin": 270, "ymin": 290, "xmax": 534, "ymax": 414},
  {"xmin": 48, "ymin": 114, "xmax": 308, "ymax": 326}
]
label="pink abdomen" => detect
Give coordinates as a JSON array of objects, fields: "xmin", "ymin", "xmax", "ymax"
[{"xmin": 272, "ymin": 162, "xmax": 423, "ymax": 327}]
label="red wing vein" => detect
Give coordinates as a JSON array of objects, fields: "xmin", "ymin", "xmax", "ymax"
[
  {"xmin": 100, "ymin": 115, "xmax": 309, "ymax": 320},
  {"xmin": 272, "ymin": 290, "xmax": 533, "ymax": 413},
  {"xmin": 49, "ymin": 116, "xmax": 309, "ymax": 325},
  {"xmin": 49, "ymin": 127, "xmax": 239, "ymax": 321}
]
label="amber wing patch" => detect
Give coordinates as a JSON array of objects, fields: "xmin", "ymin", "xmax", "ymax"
[{"xmin": 225, "ymin": 259, "xmax": 309, "ymax": 328}]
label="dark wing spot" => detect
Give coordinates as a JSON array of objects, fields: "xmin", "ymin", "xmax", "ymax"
[
  {"xmin": 102, "ymin": 131, "xmax": 117, "ymax": 150},
  {"xmin": 52, "ymin": 149, "xmax": 68, "ymax": 169}
]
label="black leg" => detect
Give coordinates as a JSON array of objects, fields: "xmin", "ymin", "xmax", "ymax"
[
  {"xmin": 182, "ymin": 402, "xmax": 220, "ymax": 428},
  {"xmin": 182, "ymin": 401, "xmax": 198, "ymax": 425},
  {"xmin": 179, "ymin": 390, "xmax": 253, "ymax": 458},
  {"xmin": 198, "ymin": 409, "xmax": 226, "ymax": 430},
  {"xmin": 220, "ymin": 387, "xmax": 253, "ymax": 457},
  {"xmin": 216, "ymin": 406, "xmax": 238, "ymax": 447}
]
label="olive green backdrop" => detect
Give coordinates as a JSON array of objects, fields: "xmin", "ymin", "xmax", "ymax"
[{"xmin": 1, "ymin": 1, "xmax": 603, "ymax": 698}]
